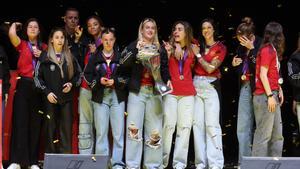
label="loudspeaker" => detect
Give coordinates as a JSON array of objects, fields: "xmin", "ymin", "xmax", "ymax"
[
  {"xmin": 43, "ymin": 153, "xmax": 109, "ymax": 169},
  {"xmin": 241, "ymin": 156, "xmax": 300, "ymax": 169}
]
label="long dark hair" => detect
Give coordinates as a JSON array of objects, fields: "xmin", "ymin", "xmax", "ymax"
[
  {"xmin": 262, "ymin": 21, "xmax": 285, "ymax": 58},
  {"xmin": 199, "ymin": 18, "xmax": 218, "ymax": 54},
  {"xmin": 85, "ymin": 15, "xmax": 104, "ymax": 44},
  {"xmin": 22, "ymin": 18, "xmax": 43, "ymax": 48}
]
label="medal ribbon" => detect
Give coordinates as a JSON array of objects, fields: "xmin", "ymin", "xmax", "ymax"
[
  {"xmin": 178, "ymin": 49, "xmax": 188, "ymax": 77},
  {"xmin": 242, "ymin": 56, "xmax": 249, "ymax": 76},
  {"xmin": 28, "ymin": 42, "xmax": 37, "ymax": 69}
]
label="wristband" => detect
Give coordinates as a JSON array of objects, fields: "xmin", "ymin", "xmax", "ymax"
[{"xmin": 196, "ymin": 53, "xmax": 202, "ymax": 58}]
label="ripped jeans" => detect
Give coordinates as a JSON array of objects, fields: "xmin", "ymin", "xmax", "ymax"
[
  {"xmin": 162, "ymin": 94, "xmax": 194, "ymax": 169},
  {"xmin": 126, "ymin": 86, "xmax": 163, "ymax": 169},
  {"xmin": 193, "ymin": 76, "xmax": 224, "ymax": 169}
]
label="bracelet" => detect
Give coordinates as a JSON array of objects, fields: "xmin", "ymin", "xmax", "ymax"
[
  {"xmin": 196, "ymin": 53, "xmax": 202, "ymax": 58},
  {"xmin": 267, "ymin": 93, "xmax": 274, "ymax": 98}
]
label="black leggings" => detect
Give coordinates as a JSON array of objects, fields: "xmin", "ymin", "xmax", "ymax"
[
  {"xmin": 44, "ymin": 101, "xmax": 73, "ymax": 154},
  {"xmin": 10, "ymin": 78, "xmax": 43, "ymax": 165}
]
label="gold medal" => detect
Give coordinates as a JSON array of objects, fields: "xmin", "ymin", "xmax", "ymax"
[
  {"xmin": 241, "ymin": 75, "xmax": 246, "ymax": 81},
  {"xmin": 179, "ymin": 75, "xmax": 184, "ymax": 80},
  {"xmin": 144, "ymin": 72, "xmax": 150, "ymax": 78}
]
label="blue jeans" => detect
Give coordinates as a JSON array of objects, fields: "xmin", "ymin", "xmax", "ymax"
[
  {"xmin": 252, "ymin": 92, "xmax": 283, "ymax": 157},
  {"xmin": 78, "ymin": 88, "xmax": 94, "ymax": 154},
  {"xmin": 162, "ymin": 94, "xmax": 194, "ymax": 169},
  {"xmin": 93, "ymin": 88, "xmax": 125, "ymax": 168},
  {"xmin": 193, "ymin": 76, "xmax": 224, "ymax": 169},
  {"xmin": 126, "ymin": 86, "xmax": 163, "ymax": 169},
  {"xmin": 237, "ymin": 82, "xmax": 254, "ymax": 162}
]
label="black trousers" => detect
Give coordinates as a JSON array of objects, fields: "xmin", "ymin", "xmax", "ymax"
[
  {"xmin": 10, "ymin": 78, "xmax": 43, "ymax": 166},
  {"xmin": 44, "ymin": 101, "xmax": 73, "ymax": 154}
]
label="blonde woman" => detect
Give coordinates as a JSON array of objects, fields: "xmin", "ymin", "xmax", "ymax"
[{"xmin": 121, "ymin": 18, "xmax": 171, "ymax": 169}]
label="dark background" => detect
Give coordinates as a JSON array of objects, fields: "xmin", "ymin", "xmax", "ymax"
[{"xmin": 1, "ymin": 0, "xmax": 300, "ymax": 167}]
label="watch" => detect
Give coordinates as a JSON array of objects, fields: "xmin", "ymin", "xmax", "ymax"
[{"xmin": 267, "ymin": 93, "xmax": 274, "ymax": 98}]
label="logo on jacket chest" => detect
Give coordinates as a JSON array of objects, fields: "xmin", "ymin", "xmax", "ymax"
[{"xmin": 50, "ymin": 64, "xmax": 56, "ymax": 71}]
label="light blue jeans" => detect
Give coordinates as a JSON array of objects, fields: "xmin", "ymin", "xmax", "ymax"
[
  {"xmin": 252, "ymin": 92, "xmax": 283, "ymax": 157},
  {"xmin": 78, "ymin": 87, "xmax": 94, "ymax": 154},
  {"xmin": 162, "ymin": 94, "xmax": 194, "ymax": 169},
  {"xmin": 237, "ymin": 82, "xmax": 254, "ymax": 162},
  {"xmin": 126, "ymin": 86, "xmax": 163, "ymax": 169},
  {"xmin": 93, "ymin": 88, "xmax": 125, "ymax": 168},
  {"xmin": 193, "ymin": 76, "xmax": 224, "ymax": 169}
]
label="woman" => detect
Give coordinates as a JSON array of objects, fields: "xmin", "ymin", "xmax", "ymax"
[
  {"xmin": 231, "ymin": 17, "xmax": 262, "ymax": 162},
  {"xmin": 78, "ymin": 15, "xmax": 103, "ymax": 154},
  {"xmin": 121, "ymin": 18, "xmax": 170, "ymax": 169},
  {"xmin": 0, "ymin": 45, "xmax": 10, "ymax": 169},
  {"xmin": 8, "ymin": 18, "xmax": 47, "ymax": 169},
  {"xmin": 288, "ymin": 33, "xmax": 300, "ymax": 131},
  {"xmin": 192, "ymin": 18, "xmax": 227, "ymax": 169},
  {"xmin": 34, "ymin": 27, "xmax": 81, "ymax": 154},
  {"xmin": 252, "ymin": 22, "xmax": 285, "ymax": 157},
  {"xmin": 84, "ymin": 27, "xmax": 126, "ymax": 169},
  {"xmin": 162, "ymin": 21, "xmax": 195, "ymax": 169}
]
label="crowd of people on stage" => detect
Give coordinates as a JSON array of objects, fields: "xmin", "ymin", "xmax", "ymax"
[{"xmin": 1, "ymin": 6, "xmax": 300, "ymax": 169}]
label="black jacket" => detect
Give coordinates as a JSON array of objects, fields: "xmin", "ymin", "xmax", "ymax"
[
  {"xmin": 120, "ymin": 40, "xmax": 170, "ymax": 94},
  {"xmin": 34, "ymin": 52, "xmax": 82, "ymax": 104},
  {"xmin": 0, "ymin": 46, "xmax": 10, "ymax": 97},
  {"xmin": 288, "ymin": 52, "xmax": 300, "ymax": 101},
  {"xmin": 67, "ymin": 33, "xmax": 89, "ymax": 70},
  {"xmin": 84, "ymin": 46, "xmax": 128, "ymax": 103},
  {"xmin": 235, "ymin": 36, "xmax": 262, "ymax": 92}
]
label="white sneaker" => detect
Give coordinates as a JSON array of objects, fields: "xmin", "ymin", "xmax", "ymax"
[
  {"xmin": 30, "ymin": 164, "xmax": 40, "ymax": 169},
  {"xmin": 7, "ymin": 163, "xmax": 21, "ymax": 169}
]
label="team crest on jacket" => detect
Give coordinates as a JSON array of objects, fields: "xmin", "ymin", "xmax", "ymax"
[{"xmin": 50, "ymin": 64, "xmax": 55, "ymax": 71}]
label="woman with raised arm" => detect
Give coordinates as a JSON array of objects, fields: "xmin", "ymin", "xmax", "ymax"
[
  {"xmin": 231, "ymin": 17, "xmax": 262, "ymax": 163},
  {"xmin": 192, "ymin": 18, "xmax": 227, "ymax": 169},
  {"xmin": 162, "ymin": 20, "xmax": 195, "ymax": 169},
  {"xmin": 8, "ymin": 18, "xmax": 47, "ymax": 169}
]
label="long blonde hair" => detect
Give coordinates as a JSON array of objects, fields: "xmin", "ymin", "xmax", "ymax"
[
  {"xmin": 47, "ymin": 27, "xmax": 74, "ymax": 79},
  {"xmin": 137, "ymin": 18, "xmax": 160, "ymax": 49}
]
